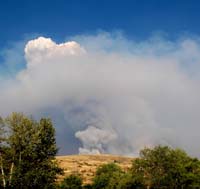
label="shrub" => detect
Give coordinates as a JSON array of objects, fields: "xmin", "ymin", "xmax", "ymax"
[{"xmin": 59, "ymin": 174, "xmax": 83, "ymax": 189}]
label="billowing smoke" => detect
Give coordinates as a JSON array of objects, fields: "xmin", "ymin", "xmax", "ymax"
[
  {"xmin": 75, "ymin": 126, "xmax": 117, "ymax": 154},
  {"xmin": 1, "ymin": 32, "xmax": 200, "ymax": 156}
]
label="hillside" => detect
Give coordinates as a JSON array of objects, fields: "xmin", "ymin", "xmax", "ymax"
[{"xmin": 56, "ymin": 154, "xmax": 134, "ymax": 184}]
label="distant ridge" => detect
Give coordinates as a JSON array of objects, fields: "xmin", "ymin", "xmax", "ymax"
[{"xmin": 56, "ymin": 154, "xmax": 134, "ymax": 184}]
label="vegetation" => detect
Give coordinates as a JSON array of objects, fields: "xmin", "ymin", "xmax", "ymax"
[
  {"xmin": 131, "ymin": 145, "xmax": 200, "ymax": 189},
  {"xmin": 62, "ymin": 146, "xmax": 200, "ymax": 189},
  {"xmin": 91, "ymin": 163, "xmax": 145, "ymax": 189},
  {"xmin": 92, "ymin": 163, "xmax": 123, "ymax": 189},
  {"xmin": 0, "ymin": 112, "xmax": 63, "ymax": 189},
  {"xmin": 58, "ymin": 174, "xmax": 82, "ymax": 189},
  {"xmin": 1, "ymin": 112, "xmax": 200, "ymax": 189}
]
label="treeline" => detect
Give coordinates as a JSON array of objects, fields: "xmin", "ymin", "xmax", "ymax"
[
  {"xmin": 1, "ymin": 113, "xmax": 200, "ymax": 189},
  {"xmin": 59, "ymin": 146, "xmax": 200, "ymax": 189}
]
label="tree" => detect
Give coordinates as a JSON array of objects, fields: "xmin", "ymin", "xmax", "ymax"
[
  {"xmin": 131, "ymin": 145, "xmax": 200, "ymax": 189},
  {"xmin": 0, "ymin": 112, "xmax": 63, "ymax": 189},
  {"xmin": 92, "ymin": 163, "xmax": 123, "ymax": 189},
  {"xmin": 0, "ymin": 116, "xmax": 7, "ymax": 188},
  {"xmin": 59, "ymin": 174, "xmax": 83, "ymax": 189},
  {"xmin": 92, "ymin": 162, "xmax": 145, "ymax": 189},
  {"xmin": 116, "ymin": 172, "xmax": 145, "ymax": 189}
]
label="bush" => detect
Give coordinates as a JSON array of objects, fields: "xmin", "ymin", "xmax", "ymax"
[
  {"xmin": 59, "ymin": 174, "xmax": 83, "ymax": 189},
  {"xmin": 117, "ymin": 172, "xmax": 145, "ymax": 189},
  {"xmin": 83, "ymin": 184, "xmax": 93, "ymax": 189},
  {"xmin": 92, "ymin": 163, "xmax": 123, "ymax": 189}
]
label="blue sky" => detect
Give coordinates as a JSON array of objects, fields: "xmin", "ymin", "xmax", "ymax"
[{"xmin": 0, "ymin": 0, "xmax": 200, "ymax": 47}]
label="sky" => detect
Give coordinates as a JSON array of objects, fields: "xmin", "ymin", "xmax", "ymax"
[
  {"xmin": 1, "ymin": 0, "xmax": 200, "ymax": 156},
  {"xmin": 1, "ymin": 0, "xmax": 200, "ymax": 46}
]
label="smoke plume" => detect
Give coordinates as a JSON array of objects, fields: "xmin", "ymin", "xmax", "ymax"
[{"xmin": 0, "ymin": 32, "xmax": 200, "ymax": 156}]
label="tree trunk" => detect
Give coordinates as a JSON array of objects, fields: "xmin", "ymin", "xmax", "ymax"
[
  {"xmin": 0, "ymin": 154, "xmax": 6, "ymax": 188},
  {"xmin": 9, "ymin": 161, "xmax": 14, "ymax": 186}
]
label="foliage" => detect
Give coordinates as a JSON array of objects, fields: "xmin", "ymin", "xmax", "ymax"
[
  {"xmin": 116, "ymin": 172, "xmax": 145, "ymax": 189},
  {"xmin": 83, "ymin": 184, "xmax": 93, "ymax": 189},
  {"xmin": 92, "ymin": 163, "xmax": 123, "ymax": 189},
  {"xmin": 131, "ymin": 145, "xmax": 200, "ymax": 189},
  {"xmin": 0, "ymin": 112, "xmax": 63, "ymax": 189},
  {"xmin": 1, "ymin": 113, "xmax": 200, "ymax": 189},
  {"xmin": 59, "ymin": 174, "xmax": 83, "ymax": 189}
]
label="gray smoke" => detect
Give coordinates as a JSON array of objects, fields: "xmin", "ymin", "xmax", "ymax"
[
  {"xmin": 0, "ymin": 32, "xmax": 200, "ymax": 156},
  {"xmin": 75, "ymin": 126, "xmax": 117, "ymax": 154}
]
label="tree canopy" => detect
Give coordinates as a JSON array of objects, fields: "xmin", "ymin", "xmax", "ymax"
[
  {"xmin": 59, "ymin": 174, "xmax": 83, "ymax": 189},
  {"xmin": 0, "ymin": 112, "xmax": 63, "ymax": 189},
  {"xmin": 92, "ymin": 163, "xmax": 123, "ymax": 189},
  {"xmin": 131, "ymin": 145, "xmax": 200, "ymax": 189}
]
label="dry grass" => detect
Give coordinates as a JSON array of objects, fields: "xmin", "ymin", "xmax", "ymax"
[{"xmin": 56, "ymin": 154, "xmax": 134, "ymax": 184}]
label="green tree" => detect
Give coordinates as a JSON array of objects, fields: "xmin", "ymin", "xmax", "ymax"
[
  {"xmin": 59, "ymin": 174, "xmax": 82, "ymax": 189},
  {"xmin": 92, "ymin": 163, "xmax": 123, "ymax": 189},
  {"xmin": 131, "ymin": 145, "xmax": 200, "ymax": 189},
  {"xmin": 116, "ymin": 172, "xmax": 145, "ymax": 189},
  {"xmin": 0, "ymin": 112, "xmax": 63, "ymax": 189},
  {"xmin": 106, "ymin": 171, "xmax": 124, "ymax": 189},
  {"xmin": 92, "ymin": 162, "xmax": 145, "ymax": 189}
]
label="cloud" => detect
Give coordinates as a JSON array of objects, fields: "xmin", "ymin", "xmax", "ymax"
[
  {"xmin": 0, "ymin": 33, "xmax": 200, "ymax": 156},
  {"xmin": 24, "ymin": 37, "xmax": 86, "ymax": 68}
]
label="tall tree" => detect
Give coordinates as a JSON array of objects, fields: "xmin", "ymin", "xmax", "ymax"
[{"xmin": 0, "ymin": 112, "xmax": 62, "ymax": 189}]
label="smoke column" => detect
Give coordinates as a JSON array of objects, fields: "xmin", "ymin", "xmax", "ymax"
[{"xmin": 0, "ymin": 33, "xmax": 200, "ymax": 156}]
